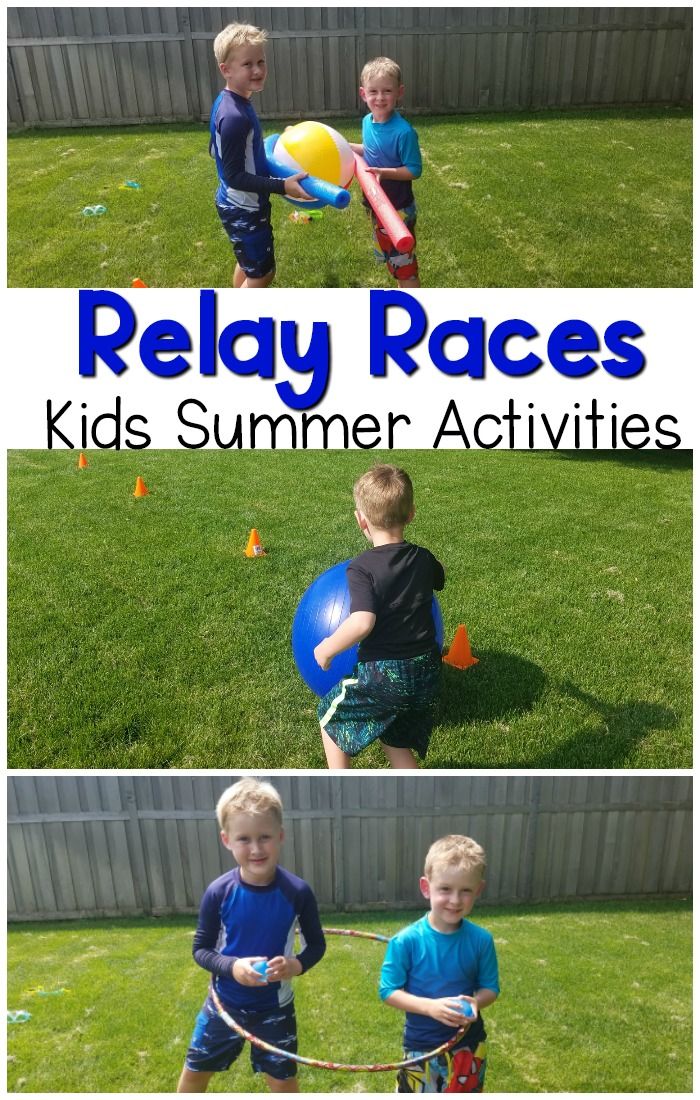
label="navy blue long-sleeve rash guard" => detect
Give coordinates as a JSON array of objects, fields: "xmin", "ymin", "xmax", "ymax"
[{"xmin": 193, "ymin": 866, "xmax": 326, "ymax": 1011}]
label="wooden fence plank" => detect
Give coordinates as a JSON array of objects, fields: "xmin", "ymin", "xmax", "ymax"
[
  {"xmin": 7, "ymin": 776, "xmax": 693, "ymax": 919},
  {"xmin": 7, "ymin": 7, "xmax": 692, "ymax": 129}
]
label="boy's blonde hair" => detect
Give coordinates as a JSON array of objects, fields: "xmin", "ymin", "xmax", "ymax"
[
  {"xmin": 214, "ymin": 23, "xmax": 268, "ymax": 65},
  {"xmin": 216, "ymin": 778, "xmax": 283, "ymax": 834},
  {"xmin": 353, "ymin": 464, "xmax": 414, "ymax": 529},
  {"xmin": 361, "ymin": 56, "xmax": 403, "ymax": 87},
  {"xmin": 424, "ymin": 835, "xmax": 487, "ymax": 880}
]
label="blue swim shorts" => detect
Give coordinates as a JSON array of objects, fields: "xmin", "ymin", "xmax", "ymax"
[
  {"xmin": 215, "ymin": 200, "xmax": 275, "ymax": 279},
  {"xmin": 185, "ymin": 994, "xmax": 297, "ymax": 1079}
]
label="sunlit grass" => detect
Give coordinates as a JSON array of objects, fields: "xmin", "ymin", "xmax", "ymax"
[
  {"xmin": 7, "ymin": 900, "xmax": 691, "ymax": 1092},
  {"xmin": 7, "ymin": 108, "xmax": 691, "ymax": 288},
  {"xmin": 8, "ymin": 449, "xmax": 691, "ymax": 769}
]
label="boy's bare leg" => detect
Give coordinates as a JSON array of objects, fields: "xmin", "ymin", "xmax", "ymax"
[
  {"xmin": 177, "ymin": 1067, "xmax": 214, "ymax": 1092},
  {"xmin": 233, "ymin": 266, "xmax": 275, "ymax": 288},
  {"xmin": 265, "ymin": 1075, "xmax": 300, "ymax": 1093},
  {"xmin": 380, "ymin": 743, "xmax": 419, "ymax": 768},
  {"xmin": 321, "ymin": 728, "xmax": 352, "ymax": 769}
]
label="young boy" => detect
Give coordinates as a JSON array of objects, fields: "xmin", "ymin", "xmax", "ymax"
[
  {"xmin": 380, "ymin": 835, "xmax": 500, "ymax": 1093},
  {"xmin": 210, "ymin": 24, "xmax": 308, "ymax": 288},
  {"xmin": 177, "ymin": 778, "xmax": 326, "ymax": 1093},
  {"xmin": 349, "ymin": 57, "xmax": 422, "ymax": 287},
  {"xmin": 314, "ymin": 464, "xmax": 444, "ymax": 769}
]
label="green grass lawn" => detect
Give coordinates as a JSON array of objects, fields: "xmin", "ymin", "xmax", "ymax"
[
  {"xmin": 7, "ymin": 108, "xmax": 691, "ymax": 288},
  {"xmin": 6, "ymin": 900, "xmax": 692, "ymax": 1093},
  {"xmin": 7, "ymin": 449, "xmax": 691, "ymax": 770}
]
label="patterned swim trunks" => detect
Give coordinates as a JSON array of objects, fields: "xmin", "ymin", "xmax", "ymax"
[
  {"xmin": 398, "ymin": 1040, "xmax": 487, "ymax": 1093},
  {"xmin": 368, "ymin": 202, "xmax": 418, "ymax": 281},
  {"xmin": 185, "ymin": 994, "xmax": 297, "ymax": 1079},
  {"xmin": 318, "ymin": 649, "xmax": 441, "ymax": 758},
  {"xmin": 215, "ymin": 199, "xmax": 275, "ymax": 279}
]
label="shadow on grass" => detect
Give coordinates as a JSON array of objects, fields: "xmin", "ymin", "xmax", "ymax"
[
  {"xmin": 553, "ymin": 449, "xmax": 692, "ymax": 473},
  {"xmin": 535, "ymin": 680, "xmax": 680, "ymax": 769},
  {"xmin": 435, "ymin": 647, "xmax": 546, "ymax": 723},
  {"xmin": 431, "ymin": 652, "xmax": 680, "ymax": 768}
]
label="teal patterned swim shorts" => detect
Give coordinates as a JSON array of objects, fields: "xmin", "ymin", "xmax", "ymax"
[{"xmin": 318, "ymin": 649, "xmax": 442, "ymax": 758}]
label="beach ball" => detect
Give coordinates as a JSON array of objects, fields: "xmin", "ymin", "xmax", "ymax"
[
  {"xmin": 274, "ymin": 122, "xmax": 354, "ymax": 205},
  {"xmin": 292, "ymin": 560, "xmax": 444, "ymax": 697}
]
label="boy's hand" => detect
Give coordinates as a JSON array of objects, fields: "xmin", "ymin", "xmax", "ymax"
[
  {"xmin": 283, "ymin": 172, "xmax": 309, "ymax": 200},
  {"xmin": 232, "ymin": 957, "xmax": 270, "ymax": 986},
  {"xmin": 427, "ymin": 997, "xmax": 473, "ymax": 1028},
  {"xmin": 366, "ymin": 166, "xmax": 388, "ymax": 180},
  {"xmin": 314, "ymin": 640, "xmax": 332, "ymax": 671},
  {"xmin": 265, "ymin": 956, "xmax": 303, "ymax": 982}
]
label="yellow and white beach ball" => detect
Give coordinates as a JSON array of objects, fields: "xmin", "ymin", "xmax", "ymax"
[{"xmin": 274, "ymin": 121, "xmax": 355, "ymax": 192}]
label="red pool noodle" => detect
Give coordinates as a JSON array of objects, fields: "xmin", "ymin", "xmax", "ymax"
[{"xmin": 353, "ymin": 154, "xmax": 415, "ymax": 254}]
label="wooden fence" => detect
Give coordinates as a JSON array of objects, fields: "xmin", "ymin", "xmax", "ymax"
[
  {"xmin": 7, "ymin": 775, "xmax": 692, "ymax": 920},
  {"xmin": 7, "ymin": 7, "xmax": 693, "ymax": 129}
]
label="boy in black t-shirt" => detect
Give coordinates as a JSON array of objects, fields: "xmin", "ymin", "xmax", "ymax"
[{"xmin": 314, "ymin": 465, "xmax": 445, "ymax": 768}]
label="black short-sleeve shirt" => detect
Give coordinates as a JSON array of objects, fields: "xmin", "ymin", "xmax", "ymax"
[{"xmin": 347, "ymin": 541, "xmax": 445, "ymax": 661}]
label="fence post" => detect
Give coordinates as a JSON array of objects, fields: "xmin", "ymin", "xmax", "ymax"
[
  {"xmin": 121, "ymin": 777, "xmax": 152, "ymax": 913},
  {"xmin": 177, "ymin": 8, "xmax": 200, "ymax": 121},
  {"xmin": 330, "ymin": 776, "xmax": 345, "ymax": 912},
  {"xmin": 522, "ymin": 775, "xmax": 542, "ymax": 901}
]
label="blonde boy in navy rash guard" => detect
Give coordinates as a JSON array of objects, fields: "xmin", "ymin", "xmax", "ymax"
[
  {"xmin": 178, "ymin": 779, "xmax": 325, "ymax": 1093},
  {"xmin": 315, "ymin": 465, "xmax": 445, "ymax": 769},
  {"xmin": 210, "ymin": 23, "xmax": 308, "ymax": 288},
  {"xmin": 349, "ymin": 57, "xmax": 422, "ymax": 287},
  {"xmin": 380, "ymin": 835, "xmax": 500, "ymax": 1093}
]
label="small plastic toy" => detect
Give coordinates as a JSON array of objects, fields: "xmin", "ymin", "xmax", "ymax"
[
  {"xmin": 288, "ymin": 210, "xmax": 323, "ymax": 224},
  {"xmin": 291, "ymin": 561, "xmax": 443, "ymax": 696},
  {"xmin": 7, "ymin": 1010, "xmax": 31, "ymax": 1024},
  {"xmin": 119, "ymin": 180, "xmax": 142, "ymax": 190},
  {"xmin": 252, "ymin": 960, "xmax": 269, "ymax": 979},
  {"xmin": 82, "ymin": 205, "xmax": 107, "ymax": 217},
  {"xmin": 458, "ymin": 999, "xmax": 476, "ymax": 1019}
]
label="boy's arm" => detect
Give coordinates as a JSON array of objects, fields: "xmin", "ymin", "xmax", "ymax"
[
  {"xmin": 295, "ymin": 885, "xmax": 327, "ymax": 972},
  {"xmin": 264, "ymin": 885, "xmax": 326, "ymax": 982},
  {"xmin": 218, "ymin": 113, "xmax": 307, "ymax": 199},
  {"xmin": 192, "ymin": 885, "xmax": 241, "ymax": 980},
  {"xmin": 314, "ymin": 610, "xmax": 376, "ymax": 670},
  {"xmin": 365, "ymin": 165, "xmax": 416, "ymax": 181}
]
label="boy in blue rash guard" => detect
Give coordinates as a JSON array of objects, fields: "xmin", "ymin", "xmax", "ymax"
[
  {"xmin": 178, "ymin": 778, "xmax": 326, "ymax": 1093},
  {"xmin": 349, "ymin": 57, "xmax": 422, "ymax": 287},
  {"xmin": 380, "ymin": 835, "xmax": 500, "ymax": 1093},
  {"xmin": 210, "ymin": 24, "xmax": 308, "ymax": 288}
]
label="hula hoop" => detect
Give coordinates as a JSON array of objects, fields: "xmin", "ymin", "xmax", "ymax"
[{"xmin": 210, "ymin": 927, "xmax": 468, "ymax": 1073}]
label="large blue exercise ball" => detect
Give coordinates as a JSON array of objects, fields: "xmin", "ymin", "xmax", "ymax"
[{"xmin": 292, "ymin": 560, "xmax": 444, "ymax": 696}]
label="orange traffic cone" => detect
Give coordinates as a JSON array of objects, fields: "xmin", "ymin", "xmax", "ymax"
[
  {"xmin": 77, "ymin": 452, "xmax": 88, "ymax": 469},
  {"xmin": 244, "ymin": 528, "xmax": 266, "ymax": 557},
  {"xmin": 131, "ymin": 278, "xmax": 148, "ymax": 288},
  {"xmin": 443, "ymin": 624, "xmax": 479, "ymax": 669},
  {"xmin": 133, "ymin": 476, "xmax": 149, "ymax": 498}
]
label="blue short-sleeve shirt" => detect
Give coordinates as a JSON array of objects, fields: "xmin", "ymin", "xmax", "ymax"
[
  {"xmin": 361, "ymin": 111, "xmax": 422, "ymax": 210},
  {"xmin": 380, "ymin": 915, "xmax": 500, "ymax": 1050}
]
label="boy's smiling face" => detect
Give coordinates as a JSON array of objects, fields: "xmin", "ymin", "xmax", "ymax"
[
  {"xmin": 360, "ymin": 74, "xmax": 404, "ymax": 122},
  {"xmin": 221, "ymin": 810, "xmax": 283, "ymax": 885},
  {"xmin": 220, "ymin": 42, "xmax": 268, "ymax": 98},
  {"xmin": 421, "ymin": 863, "xmax": 485, "ymax": 933}
]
